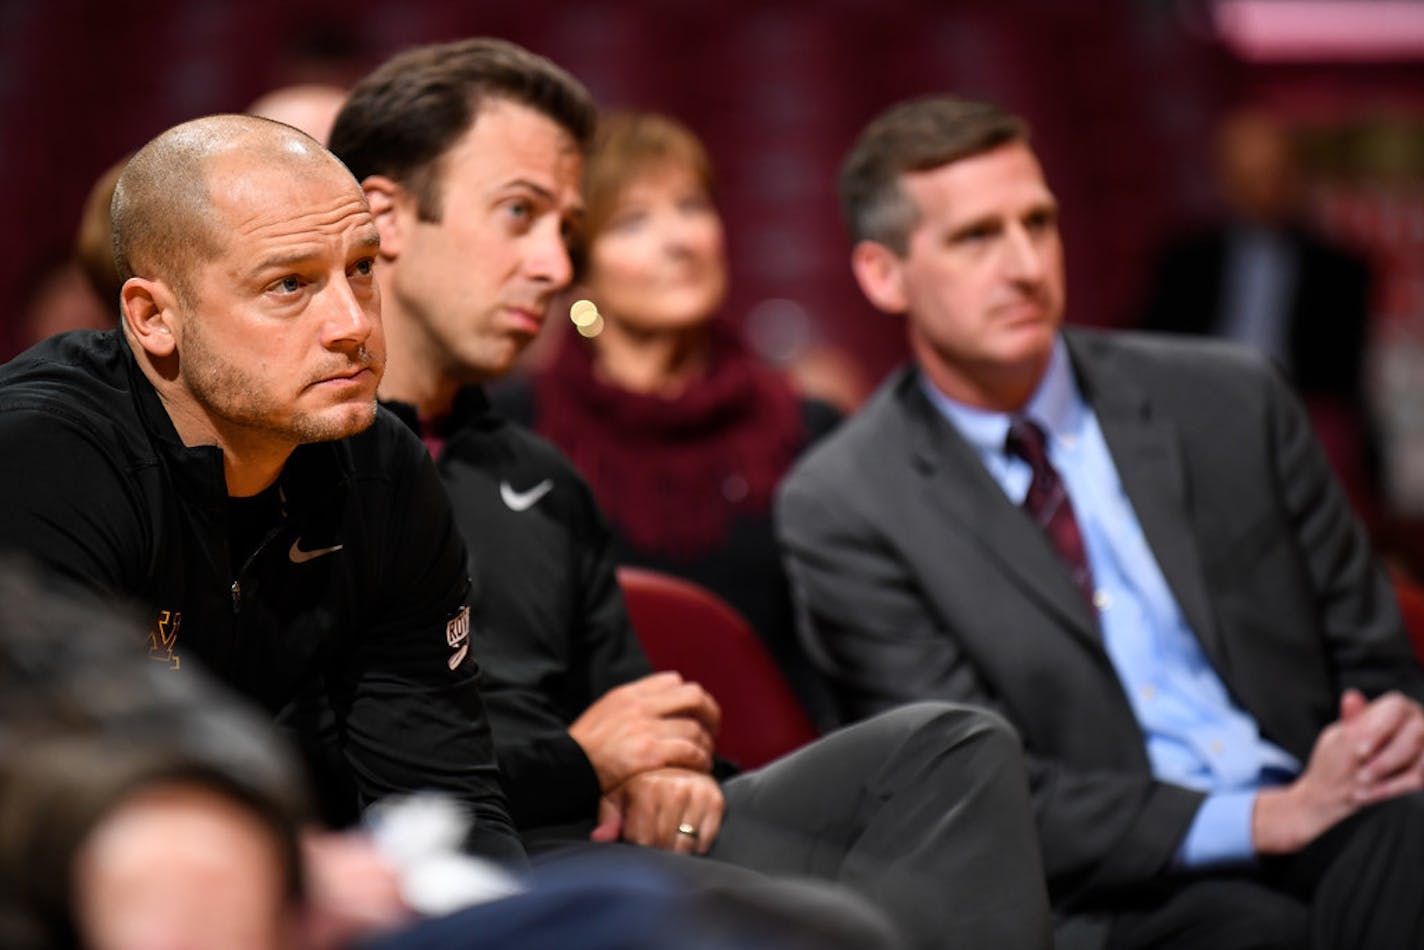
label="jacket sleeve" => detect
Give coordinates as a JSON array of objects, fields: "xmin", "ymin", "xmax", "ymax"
[
  {"xmin": 570, "ymin": 479, "xmax": 658, "ymax": 703},
  {"xmin": 775, "ymin": 468, "xmax": 1203, "ymax": 905},
  {"xmin": 481, "ymin": 475, "xmax": 655, "ymax": 830},
  {"xmin": 1264, "ymin": 360, "xmax": 1424, "ymax": 703},
  {"xmin": 330, "ymin": 434, "xmax": 525, "ymax": 867},
  {"xmin": 0, "ymin": 409, "xmax": 146, "ymax": 594}
]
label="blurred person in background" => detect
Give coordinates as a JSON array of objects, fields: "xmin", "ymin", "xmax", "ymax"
[
  {"xmin": 493, "ymin": 111, "xmax": 836, "ymax": 726},
  {"xmin": 1142, "ymin": 108, "xmax": 1379, "ymax": 524},
  {"xmin": 247, "ymin": 83, "xmax": 349, "ymax": 144},
  {"xmin": 18, "ymin": 158, "xmax": 127, "ymax": 350},
  {"xmin": 0, "ymin": 562, "xmax": 837, "ymax": 950},
  {"xmin": 0, "ymin": 562, "xmax": 314, "ymax": 950},
  {"xmin": 73, "ymin": 156, "xmax": 128, "ymax": 319},
  {"xmin": 16, "ymin": 254, "xmax": 115, "ymax": 353}
]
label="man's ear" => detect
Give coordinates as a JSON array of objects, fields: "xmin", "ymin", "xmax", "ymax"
[
  {"xmin": 850, "ymin": 240, "xmax": 909, "ymax": 315},
  {"xmin": 120, "ymin": 277, "xmax": 180, "ymax": 358},
  {"xmin": 362, "ymin": 175, "xmax": 408, "ymax": 261}
]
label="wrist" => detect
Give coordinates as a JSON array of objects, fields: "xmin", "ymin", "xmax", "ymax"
[
  {"xmin": 1253, "ymin": 781, "xmax": 1351, "ymax": 855},
  {"xmin": 1252, "ymin": 787, "xmax": 1302, "ymax": 855}
]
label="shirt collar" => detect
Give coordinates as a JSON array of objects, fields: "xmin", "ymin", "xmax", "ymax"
[{"xmin": 919, "ymin": 335, "xmax": 1087, "ymax": 455}]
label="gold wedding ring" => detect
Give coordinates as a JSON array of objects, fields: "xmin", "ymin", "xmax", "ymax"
[{"xmin": 676, "ymin": 821, "xmax": 699, "ymax": 839}]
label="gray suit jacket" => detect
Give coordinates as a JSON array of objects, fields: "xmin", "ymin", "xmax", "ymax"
[{"xmin": 777, "ymin": 329, "xmax": 1423, "ymax": 916}]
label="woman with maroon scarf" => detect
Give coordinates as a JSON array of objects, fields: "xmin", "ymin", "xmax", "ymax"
[{"xmin": 493, "ymin": 111, "xmax": 838, "ymax": 727}]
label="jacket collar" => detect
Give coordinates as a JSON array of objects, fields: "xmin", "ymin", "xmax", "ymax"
[
  {"xmin": 898, "ymin": 362, "xmax": 1105, "ymax": 645},
  {"xmin": 382, "ymin": 385, "xmax": 493, "ymax": 447},
  {"xmin": 899, "ymin": 328, "xmax": 1223, "ymax": 665},
  {"xmin": 124, "ymin": 335, "xmax": 228, "ymax": 510}
]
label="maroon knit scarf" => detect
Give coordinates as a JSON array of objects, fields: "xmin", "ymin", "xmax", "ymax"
[{"xmin": 532, "ymin": 323, "xmax": 804, "ymax": 557}]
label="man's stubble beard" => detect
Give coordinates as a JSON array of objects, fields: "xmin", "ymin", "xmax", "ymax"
[{"xmin": 181, "ymin": 319, "xmax": 378, "ymax": 446}]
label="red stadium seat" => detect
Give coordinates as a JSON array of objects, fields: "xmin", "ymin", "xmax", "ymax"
[
  {"xmin": 617, "ymin": 567, "xmax": 819, "ymax": 770},
  {"xmin": 1391, "ymin": 573, "xmax": 1424, "ymax": 665}
]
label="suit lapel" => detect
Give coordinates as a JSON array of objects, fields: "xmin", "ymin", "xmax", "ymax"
[
  {"xmin": 1067, "ymin": 334, "xmax": 1227, "ymax": 668},
  {"xmin": 897, "ymin": 374, "xmax": 1103, "ymax": 649}
]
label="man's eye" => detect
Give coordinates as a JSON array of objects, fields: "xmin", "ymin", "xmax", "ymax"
[
  {"xmin": 273, "ymin": 276, "xmax": 302, "ymax": 294},
  {"xmin": 352, "ymin": 258, "xmax": 375, "ymax": 277},
  {"xmin": 1026, "ymin": 211, "xmax": 1056, "ymax": 231}
]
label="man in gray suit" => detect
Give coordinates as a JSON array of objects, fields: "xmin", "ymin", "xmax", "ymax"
[{"xmin": 777, "ymin": 95, "xmax": 1424, "ymax": 949}]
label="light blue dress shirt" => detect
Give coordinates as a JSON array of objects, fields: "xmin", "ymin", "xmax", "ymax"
[{"xmin": 921, "ymin": 338, "xmax": 1299, "ymax": 867}]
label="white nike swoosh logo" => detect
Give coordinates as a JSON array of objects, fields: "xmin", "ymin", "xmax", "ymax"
[
  {"xmin": 288, "ymin": 539, "xmax": 344, "ymax": 564},
  {"xmin": 500, "ymin": 479, "xmax": 554, "ymax": 512}
]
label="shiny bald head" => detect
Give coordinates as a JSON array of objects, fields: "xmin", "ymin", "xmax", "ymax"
[{"xmin": 111, "ymin": 114, "xmax": 353, "ymax": 305}]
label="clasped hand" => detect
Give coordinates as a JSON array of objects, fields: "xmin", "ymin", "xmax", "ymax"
[
  {"xmin": 590, "ymin": 767, "xmax": 726, "ymax": 854},
  {"xmin": 1254, "ymin": 689, "xmax": 1424, "ymax": 854},
  {"xmin": 568, "ymin": 670, "xmax": 721, "ymax": 791},
  {"xmin": 569, "ymin": 671, "xmax": 725, "ymax": 852}
]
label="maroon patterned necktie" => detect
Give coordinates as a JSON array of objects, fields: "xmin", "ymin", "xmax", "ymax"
[{"xmin": 1005, "ymin": 418, "xmax": 1097, "ymax": 611}]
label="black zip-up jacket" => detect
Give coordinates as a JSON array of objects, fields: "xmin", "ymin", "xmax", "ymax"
[
  {"xmin": 387, "ymin": 390, "xmax": 743, "ymax": 845},
  {"xmin": 0, "ymin": 331, "xmax": 522, "ymax": 863},
  {"xmin": 386, "ymin": 389, "xmax": 654, "ymax": 838}
]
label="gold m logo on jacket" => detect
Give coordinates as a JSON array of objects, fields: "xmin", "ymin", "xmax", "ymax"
[{"xmin": 146, "ymin": 609, "xmax": 182, "ymax": 670}]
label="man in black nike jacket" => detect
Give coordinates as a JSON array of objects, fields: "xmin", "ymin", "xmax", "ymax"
[
  {"xmin": 329, "ymin": 37, "xmax": 1052, "ymax": 950},
  {"xmin": 0, "ymin": 113, "xmax": 523, "ymax": 864}
]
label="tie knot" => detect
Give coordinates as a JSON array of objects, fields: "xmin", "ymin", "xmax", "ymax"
[{"xmin": 1006, "ymin": 418, "xmax": 1050, "ymax": 471}]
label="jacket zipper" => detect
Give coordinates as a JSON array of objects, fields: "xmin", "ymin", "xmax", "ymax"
[{"xmin": 231, "ymin": 524, "xmax": 287, "ymax": 614}]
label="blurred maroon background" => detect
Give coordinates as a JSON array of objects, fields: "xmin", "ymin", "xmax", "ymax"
[{"xmin": 4, "ymin": 0, "xmax": 1423, "ymax": 456}]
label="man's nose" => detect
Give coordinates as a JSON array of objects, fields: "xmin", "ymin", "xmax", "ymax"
[
  {"xmin": 526, "ymin": 223, "xmax": 574, "ymax": 289},
  {"xmin": 1002, "ymin": 225, "xmax": 1046, "ymax": 282},
  {"xmin": 320, "ymin": 276, "xmax": 377, "ymax": 347}
]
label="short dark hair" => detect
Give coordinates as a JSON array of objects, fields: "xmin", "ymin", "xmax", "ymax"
[
  {"xmin": 329, "ymin": 37, "xmax": 597, "ymax": 222},
  {"xmin": 839, "ymin": 96, "xmax": 1028, "ymax": 254}
]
